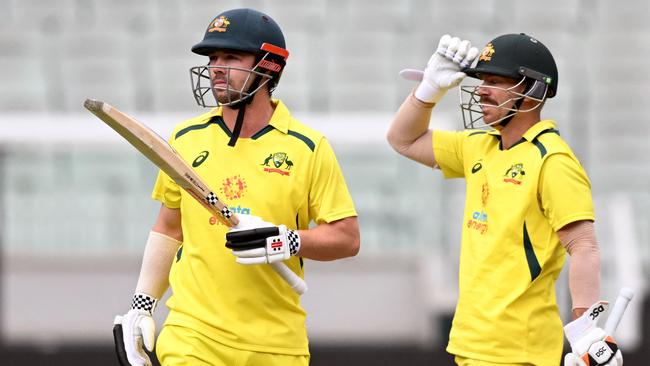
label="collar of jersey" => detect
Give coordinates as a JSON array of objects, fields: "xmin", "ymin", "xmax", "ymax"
[
  {"xmin": 207, "ymin": 99, "xmax": 291, "ymax": 135},
  {"xmin": 484, "ymin": 120, "xmax": 557, "ymax": 140},
  {"xmin": 521, "ymin": 120, "xmax": 558, "ymax": 141}
]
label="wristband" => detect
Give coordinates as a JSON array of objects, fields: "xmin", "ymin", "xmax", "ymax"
[
  {"xmin": 131, "ymin": 292, "xmax": 157, "ymax": 314},
  {"xmin": 287, "ymin": 229, "xmax": 301, "ymax": 256}
]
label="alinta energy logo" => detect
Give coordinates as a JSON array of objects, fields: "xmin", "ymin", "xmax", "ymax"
[
  {"xmin": 503, "ymin": 163, "xmax": 525, "ymax": 185},
  {"xmin": 467, "ymin": 210, "xmax": 488, "ymax": 235},
  {"xmin": 261, "ymin": 152, "xmax": 293, "ymax": 176}
]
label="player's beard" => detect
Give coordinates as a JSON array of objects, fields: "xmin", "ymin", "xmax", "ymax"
[
  {"xmin": 213, "ymin": 87, "xmax": 245, "ymax": 104},
  {"xmin": 479, "ymin": 97, "xmax": 501, "ymax": 124},
  {"xmin": 480, "ymin": 95, "xmax": 520, "ymax": 125},
  {"xmin": 211, "ymin": 79, "xmax": 245, "ymax": 104}
]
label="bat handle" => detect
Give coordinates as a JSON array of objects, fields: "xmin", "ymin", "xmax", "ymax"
[
  {"xmin": 604, "ymin": 287, "xmax": 634, "ymax": 335},
  {"xmin": 271, "ymin": 262, "xmax": 308, "ymax": 295}
]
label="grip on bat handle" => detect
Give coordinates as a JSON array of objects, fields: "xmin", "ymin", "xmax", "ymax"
[
  {"xmin": 604, "ymin": 287, "xmax": 634, "ymax": 335},
  {"xmin": 271, "ymin": 262, "xmax": 308, "ymax": 295}
]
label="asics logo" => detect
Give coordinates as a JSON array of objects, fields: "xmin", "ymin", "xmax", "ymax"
[{"xmin": 192, "ymin": 151, "xmax": 209, "ymax": 167}]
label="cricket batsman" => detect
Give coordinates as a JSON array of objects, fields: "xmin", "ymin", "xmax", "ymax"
[{"xmin": 388, "ymin": 33, "xmax": 624, "ymax": 365}]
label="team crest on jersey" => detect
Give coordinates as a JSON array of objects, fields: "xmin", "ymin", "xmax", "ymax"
[
  {"xmin": 503, "ymin": 163, "xmax": 525, "ymax": 185},
  {"xmin": 479, "ymin": 42, "xmax": 495, "ymax": 62},
  {"xmin": 208, "ymin": 16, "xmax": 230, "ymax": 33},
  {"xmin": 220, "ymin": 175, "xmax": 247, "ymax": 200},
  {"xmin": 261, "ymin": 152, "xmax": 293, "ymax": 176}
]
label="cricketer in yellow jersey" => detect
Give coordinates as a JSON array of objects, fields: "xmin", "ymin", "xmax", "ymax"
[
  {"xmin": 388, "ymin": 34, "xmax": 622, "ymax": 365},
  {"xmin": 112, "ymin": 8, "xmax": 359, "ymax": 366}
]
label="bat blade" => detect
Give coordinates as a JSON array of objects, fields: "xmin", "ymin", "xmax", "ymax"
[
  {"xmin": 84, "ymin": 99, "xmax": 307, "ymax": 294},
  {"xmin": 84, "ymin": 98, "xmax": 237, "ymax": 226}
]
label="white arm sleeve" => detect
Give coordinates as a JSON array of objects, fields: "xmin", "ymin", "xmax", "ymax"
[{"xmin": 135, "ymin": 231, "xmax": 182, "ymax": 300}]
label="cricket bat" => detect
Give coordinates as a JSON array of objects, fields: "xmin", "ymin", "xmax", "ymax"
[
  {"xmin": 84, "ymin": 99, "xmax": 307, "ymax": 294},
  {"xmin": 604, "ymin": 287, "xmax": 634, "ymax": 335}
]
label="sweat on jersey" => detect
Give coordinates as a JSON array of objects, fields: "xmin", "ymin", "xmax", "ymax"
[
  {"xmin": 151, "ymin": 99, "xmax": 357, "ymax": 356},
  {"xmin": 432, "ymin": 120, "xmax": 594, "ymax": 365}
]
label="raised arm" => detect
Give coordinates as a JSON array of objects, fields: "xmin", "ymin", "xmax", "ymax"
[{"xmin": 387, "ymin": 35, "xmax": 478, "ymax": 168}]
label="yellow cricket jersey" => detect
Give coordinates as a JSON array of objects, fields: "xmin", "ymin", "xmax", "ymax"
[
  {"xmin": 432, "ymin": 120, "xmax": 595, "ymax": 365},
  {"xmin": 151, "ymin": 99, "xmax": 357, "ymax": 356}
]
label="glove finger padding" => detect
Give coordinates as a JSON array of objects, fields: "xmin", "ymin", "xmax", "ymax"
[
  {"xmin": 232, "ymin": 247, "xmax": 267, "ymax": 258},
  {"xmin": 231, "ymin": 213, "xmax": 274, "ymax": 231},
  {"xmin": 139, "ymin": 315, "xmax": 156, "ymax": 352},
  {"xmin": 122, "ymin": 309, "xmax": 154, "ymax": 366},
  {"xmin": 461, "ymin": 47, "xmax": 480, "ymax": 69},
  {"xmin": 435, "ymin": 34, "xmax": 452, "ymax": 55},
  {"xmin": 453, "ymin": 40, "xmax": 471, "ymax": 63},
  {"xmin": 226, "ymin": 227, "xmax": 280, "ymax": 247},
  {"xmin": 236, "ymin": 252, "xmax": 271, "ymax": 265},
  {"xmin": 444, "ymin": 37, "xmax": 461, "ymax": 58}
]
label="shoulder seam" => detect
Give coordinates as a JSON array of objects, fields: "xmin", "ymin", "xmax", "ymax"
[
  {"xmin": 532, "ymin": 129, "xmax": 561, "ymax": 158},
  {"xmin": 287, "ymin": 130, "xmax": 315, "ymax": 152},
  {"xmin": 175, "ymin": 116, "xmax": 223, "ymax": 140}
]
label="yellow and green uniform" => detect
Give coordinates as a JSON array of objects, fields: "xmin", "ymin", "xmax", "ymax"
[
  {"xmin": 432, "ymin": 120, "xmax": 594, "ymax": 365},
  {"xmin": 151, "ymin": 99, "xmax": 357, "ymax": 357}
]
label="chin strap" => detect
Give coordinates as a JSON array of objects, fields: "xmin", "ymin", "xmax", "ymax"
[
  {"xmin": 228, "ymin": 103, "xmax": 247, "ymax": 147},
  {"xmin": 227, "ymin": 66, "xmax": 267, "ymax": 147},
  {"xmin": 495, "ymin": 97, "xmax": 524, "ymax": 128}
]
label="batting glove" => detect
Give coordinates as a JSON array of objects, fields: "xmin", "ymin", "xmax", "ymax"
[
  {"xmin": 400, "ymin": 34, "xmax": 479, "ymax": 104},
  {"xmin": 113, "ymin": 293, "xmax": 157, "ymax": 366},
  {"xmin": 564, "ymin": 301, "xmax": 623, "ymax": 366},
  {"xmin": 226, "ymin": 214, "xmax": 301, "ymax": 265}
]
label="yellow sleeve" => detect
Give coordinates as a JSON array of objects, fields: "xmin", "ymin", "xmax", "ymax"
[
  {"xmin": 539, "ymin": 153, "xmax": 595, "ymax": 231},
  {"xmin": 432, "ymin": 130, "xmax": 466, "ymax": 178},
  {"xmin": 308, "ymin": 138, "xmax": 357, "ymax": 224},
  {"xmin": 151, "ymin": 169, "xmax": 182, "ymax": 208}
]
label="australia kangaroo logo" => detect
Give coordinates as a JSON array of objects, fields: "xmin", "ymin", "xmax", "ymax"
[{"xmin": 261, "ymin": 152, "xmax": 293, "ymax": 176}]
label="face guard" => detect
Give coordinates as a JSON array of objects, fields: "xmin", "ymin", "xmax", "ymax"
[
  {"xmin": 189, "ymin": 43, "xmax": 287, "ymax": 108},
  {"xmin": 460, "ymin": 33, "xmax": 558, "ymax": 129},
  {"xmin": 459, "ymin": 69, "xmax": 549, "ymax": 129}
]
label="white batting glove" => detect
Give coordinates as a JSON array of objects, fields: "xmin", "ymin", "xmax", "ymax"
[
  {"xmin": 113, "ymin": 293, "xmax": 157, "ymax": 366},
  {"xmin": 226, "ymin": 214, "xmax": 301, "ymax": 265},
  {"xmin": 400, "ymin": 34, "xmax": 479, "ymax": 104},
  {"xmin": 564, "ymin": 301, "xmax": 623, "ymax": 366}
]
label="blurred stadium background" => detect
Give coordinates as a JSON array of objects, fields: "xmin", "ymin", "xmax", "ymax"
[{"xmin": 0, "ymin": 0, "xmax": 649, "ymax": 365}]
